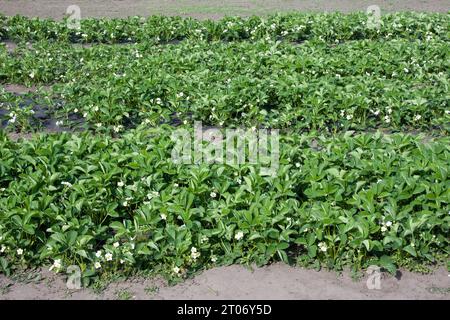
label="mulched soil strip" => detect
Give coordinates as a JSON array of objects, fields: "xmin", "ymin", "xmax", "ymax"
[{"xmin": 0, "ymin": 89, "xmax": 85, "ymax": 131}]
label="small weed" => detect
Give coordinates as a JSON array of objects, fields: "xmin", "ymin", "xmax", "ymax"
[
  {"xmin": 144, "ymin": 285, "xmax": 159, "ymax": 296},
  {"xmin": 116, "ymin": 289, "xmax": 133, "ymax": 300}
]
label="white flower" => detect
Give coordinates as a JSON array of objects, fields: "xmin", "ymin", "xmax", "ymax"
[
  {"xmin": 173, "ymin": 183, "xmax": 179, "ymax": 187},
  {"xmin": 1, "ymin": 245, "xmax": 6, "ymax": 253},
  {"xmin": 147, "ymin": 191, "xmax": 159, "ymax": 199},
  {"xmin": 122, "ymin": 201, "xmax": 128, "ymax": 207},
  {"xmin": 17, "ymin": 248, "xmax": 23, "ymax": 255},
  {"xmin": 404, "ymin": 68, "xmax": 409, "ymax": 73},
  {"xmin": 234, "ymin": 231, "xmax": 244, "ymax": 241},
  {"xmin": 191, "ymin": 247, "xmax": 200, "ymax": 260},
  {"xmin": 61, "ymin": 181, "xmax": 72, "ymax": 188},
  {"xmin": 200, "ymin": 235, "xmax": 208, "ymax": 244},
  {"xmin": 210, "ymin": 192, "xmax": 217, "ymax": 198},
  {"xmin": 120, "ymin": 259, "xmax": 125, "ymax": 264},
  {"xmin": 95, "ymin": 123, "xmax": 102, "ymax": 128},
  {"xmin": 173, "ymin": 266, "xmax": 180, "ymax": 274},
  {"xmin": 105, "ymin": 253, "xmax": 113, "ymax": 261},
  {"xmin": 93, "ymin": 106, "xmax": 99, "ymax": 112},
  {"xmin": 29, "ymin": 72, "xmax": 35, "ymax": 79},
  {"xmin": 55, "ymin": 120, "xmax": 63, "ymax": 127},
  {"xmin": 49, "ymin": 259, "xmax": 62, "ymax": 272},
  {"xmin": 381, "ymin": 226, "xmax": 387, "ymax": 232},
  {"xmin": 211, "ymin": 255, "xmax": 217, "ymax": 263},
  {"xmin": 411, "ymin": 243, "xmax": 415, "ymax": 247},
  {"xmin": 346, "ymin": 114, "xmax": 353, "ymax": 120},
  {"xmin": 295, "ymin": 163, "xmax": 301, "ymax": 168},
  {"xmin": 386, "ymin": 107, "xmax": 392, "ymax": 114},
  {"xmin": 95, "ymin": 250, "xmax": 102, "ymax": 258},
  {"xmin": 117, "ymin": 181, "xmax": 124, "ymax": 187},
  {"xmin": 83, "ymin": 112, "xmax": 88, "ymax": 118},
  {"xmin": 318, "ymin": 242, "xmax": 328, "ymax": 252},
  {"xmin": 113, "ymin": 242, "xmax": 120, "ymax": 248},
  {"xmin": 94, "ymin": 262, "xmax": 101, "ymax": 269},
  {"xmin": 385, "ymin": 221, "xmax": 392, "ymax": 227},
  {"xmin": 414, "ymin": 114, "xmax": 421, "ymax": 121},
  {"xmin": 160, "ymin": 213, "xmax": 167, "ymax": 220},
  {"xmin": 372, "ymin": 109, "xmax": 380, "ymax": 116},
  {"xmin": 73, "ymin": 108, "xmax": 79, "ymax": 113},
  {"xmin": 384, "ymin": 116, "xmax": 391, "ymax": 123}
]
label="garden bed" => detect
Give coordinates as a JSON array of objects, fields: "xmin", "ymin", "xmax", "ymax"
[{"xmin": 0, "ymin": 11, "xmax": 448, "ymax": 290}]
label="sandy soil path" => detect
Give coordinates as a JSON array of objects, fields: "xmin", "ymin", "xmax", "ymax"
[
  {"xmin": 0, "ymin": 264, "xmax": 449, "ymax": 300},
  {"xmin": 0, "ymin": 0, "xmax": 448, "ymax": 20}
]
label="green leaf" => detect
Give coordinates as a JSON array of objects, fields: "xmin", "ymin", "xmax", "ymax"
[
  {"xmin": 308, "ymin": 245, "xmax": 317, "ymax": 258},
  {"xmin": 379, "ymin": 255, "xmax": 396, "ymax": 274},
  {"xmin": 403, "ymin": 245, "xmax": 417, "ymax": 257}
]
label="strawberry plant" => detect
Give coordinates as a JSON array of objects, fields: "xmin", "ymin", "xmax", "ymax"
[
  {"xmin": 0, "ymin": 128, "xmax": 448, "ymax": 281},
  {"xmin": 0, "ymin": 12, "xmax": 448, "ymax": 284}
]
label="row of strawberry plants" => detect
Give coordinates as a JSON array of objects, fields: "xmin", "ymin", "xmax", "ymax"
[
  {"xmin": 0, "ymin": 128, "xmax": 448, "ymax": 283},
  {"xmin": 1, "ymin": 37, "xmax": 448, "ymax": 133},
  {"xmin": 1, "ymin": 12, "xmax": 448, "ymax": 44}
]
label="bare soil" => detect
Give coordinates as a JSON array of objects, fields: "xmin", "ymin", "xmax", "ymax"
[
  {"xmin": 0, "ymin": 0, "xmax": 448, "ymax": 20},
  {"xmin": 0, "ymin": 264, "xmax": 449, "ymax": 300}
]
